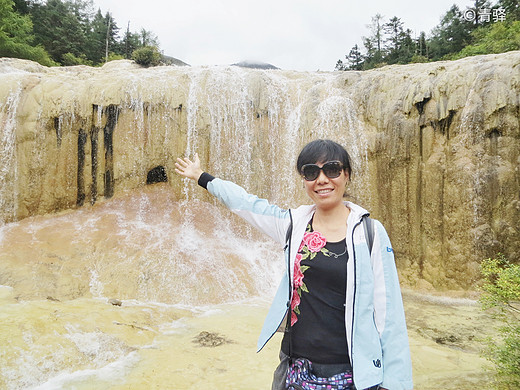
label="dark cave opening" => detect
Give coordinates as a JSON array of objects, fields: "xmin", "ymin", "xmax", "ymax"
[{"xmin": 146, "ymin": 166, "xmax": 168, "ymax": 184}]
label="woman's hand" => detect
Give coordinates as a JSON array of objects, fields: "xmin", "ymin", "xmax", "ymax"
[{"xmin": 175, "ymin": 153, "xmax": 203, "ymax": 181}]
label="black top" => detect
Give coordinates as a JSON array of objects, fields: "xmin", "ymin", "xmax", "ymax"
[{"xmin": 282, "ymin": 225, "xmax": 350, "ymax": 365}]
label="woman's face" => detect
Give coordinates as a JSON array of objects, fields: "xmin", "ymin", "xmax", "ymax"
[{"xmin": 302, "ymin": 161, "xmax": 349, "ymax": 210}]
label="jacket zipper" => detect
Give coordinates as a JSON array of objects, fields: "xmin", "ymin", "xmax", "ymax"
[
  {"xmin": 349, "ymin": 217, "xmax": 365, "ymax": 371},
  {"xmin": 286, "ymin": 209, "xmax": 293, "ymax": 331},
  {"xmin": 259, "ymin": 210, "xmax": 293, "ymax": 352}
]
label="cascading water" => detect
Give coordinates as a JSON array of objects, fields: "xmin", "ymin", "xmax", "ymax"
[
  {"xmin": 0, "ymin": 84, "xmax": 22, "ymax": 225},
  {"xmin": 0, "ymin": 183, "xmax": 285, "ymax": 389}
]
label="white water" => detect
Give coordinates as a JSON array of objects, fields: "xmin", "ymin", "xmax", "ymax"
[
  {"xmin": 0, "ymin": 83, "xmax": 22, "ymax": 224},
  {"xmin": 0, "ymin": 183, "xmax": 285, "ymax": 389}
]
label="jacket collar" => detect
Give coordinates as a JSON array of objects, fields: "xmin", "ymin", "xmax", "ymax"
[
  {"xmin": 344, "ymin": 201, "xmax": 370, "ymax": 222},
  {"xmin": 292, "ymin": 201, "xmax": 369, "ymax": 225}
]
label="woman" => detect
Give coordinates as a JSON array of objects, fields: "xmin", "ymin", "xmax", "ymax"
[{"xmin": 175, "ymin": 140, "xmax": 413, "ymax": 390}]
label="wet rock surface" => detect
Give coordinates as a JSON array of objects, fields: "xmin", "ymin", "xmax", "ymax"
[
  {"xmin": 1, "ymin": 53, "xmax": 519, "ymax": 290},
  {"xmin": 403, "ymin": 290, "xmax": 497, "ymax": 389},
  {"xmin": 193, "ymin": 331, "xmax": 233, "ymax": 347}
]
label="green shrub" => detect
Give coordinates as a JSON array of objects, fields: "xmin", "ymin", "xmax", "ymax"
[
  {"xmin": 0, "ymin": 32, "xmax": 55, "ymax": 66},
  {"xmin": 452, "ymin": 21, "xmax": 520, "ymax": 60},
  {"xmin": 410, "ymin": 54, "xmax": 429, "ymax": 63},
  {"xmin": 132, "ymin": 46, "xmax": 161, "ymax": 67},
  {"xmin": 61, "ymin": 52, "xmax": 92, "ymax": 66},
  {"xmin": 107, "ymin": 52, "xmax": 124, "ymax": 62},
  {"xmin": 480, "ymin": 254, "xmax": 520, "ymax": 389}
]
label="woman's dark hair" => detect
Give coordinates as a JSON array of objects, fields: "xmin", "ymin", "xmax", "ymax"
[{"xmin": 296, "ymin": 139, "xmax": 352, "ymax": 180}]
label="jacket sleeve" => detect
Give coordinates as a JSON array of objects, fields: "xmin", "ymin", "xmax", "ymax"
[
  {"xmin": 371, "ymin": 220, "xmax": 413, "ymax": 390},
  {"xmin": 206, "ymin": 177, "xmax": 291, "ymax": 246}
]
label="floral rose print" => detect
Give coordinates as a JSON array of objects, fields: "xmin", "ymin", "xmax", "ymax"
[
  {"xmin": 290, "ymin": 222, "xmax": 333, "ymax": 325},
  {"xmin": 304, "ymin": 231, "xmax": 327, "ymax": 253},
  {"xmin": 293, "ymin": 254, "xmax": 304, "ymax": 288}
]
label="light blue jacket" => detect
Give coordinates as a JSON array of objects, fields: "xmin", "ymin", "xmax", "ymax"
[{"xmin": 206, "ymin": 177, "xmax": 413, "ymax": 390}]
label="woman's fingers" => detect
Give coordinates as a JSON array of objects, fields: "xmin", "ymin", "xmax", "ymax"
[
  {"xmin": 174, "ymin": 154, "xmax": 202, "ymax": 180},
  {"xmin": 176, "ymin": 157, "xmax": 191, "ymax": 167}
]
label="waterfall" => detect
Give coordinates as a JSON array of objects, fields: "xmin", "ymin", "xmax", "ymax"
[
  {"xmin": 0, "ymin": 83, "xmax": 22, "ymax": 225},
  {"xmin": 0, "ymin": 54, "xmax": 519, "ymax": 292}
]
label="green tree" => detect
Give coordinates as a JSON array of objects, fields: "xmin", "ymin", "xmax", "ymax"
[
  {"xmin": 139, "ymin": 28, "xmax": 159, "ymax": 47},
  {"xmin": 12, "ymin": 0, "xmax": 28, "ymax": 14},
  {"xmin": 398, "ymin": 28, "xmax": 416, "ymax": 63},
  {"xmin": 122, "ymin": 21, "xmax": 140, "ymax": 59},
  {"xmin": 362, "ymin": 13, "xmax": 385, "ymax": 68},
  {"xmin": 104, "ymin": 12, "xmax": 120, "ymax": 59},
  {"xmin": 334, "ymin": 58, "xmax": 346, "ymax": 71},
  {"xmin": 383, "ymin": 17, "xmax": 415, "ymax": 64},
  {"xmin": 0, "ymin": 0, "xmax": 54, "ymax": 65},
  {"xmin": 68, "ymin": 0, "xmax": 94, "ymax": 24},
  {"xmin": 30, "ymin": 0, "xmax": 87, "ymax": 64},
  {"xmin": 384, "ymin": 16, "xmax": 404, "ymax": 57},
  {"xmin": 87, "ymin": 9, "xmax": 107, "ymax": 63},
  {"xmin": 85, "ymin": 9, "xmax": 120, "ymax": 64},
  {"xmin": 452, "ymin": 20, "xmax": 520, "ymax": 58},
  {"xmin": 416, "ymin": 31, "xmax": 428, "ymax": 57},
  {"xmin": 68, "ymin": 0, "xmax": 94, "ymax": 42},
  {"xmin": 480, "ymin": 254, "xmax": 520, "ymax": 389},
  {"xmin": 497, "ymin": 0, "xmax": 520, "ymax": 21},
  {"xmin": 467, "ymin": 0, "xmax": 493, "ymax": 27},
  {"xmin": 429, "ymin": 5, "xmax": 474, "ymax": 60},
  {"xmin": 346, "ymin": 44, "xmax": 364, "ymax": 70},
  {"xmin": 61, "ymin": 51, "xmax": 92, "ymax": 66},
  {"xmin": 132, "ymin": 45, "xmax": 161, "ymax": 67}
]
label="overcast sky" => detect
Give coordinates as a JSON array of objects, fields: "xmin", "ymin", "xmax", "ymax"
[{"xmin": 94, "ymin": 0, "xmax": 474, "ymax": 72}]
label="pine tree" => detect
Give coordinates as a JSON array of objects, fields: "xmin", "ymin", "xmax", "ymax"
[
  {"xmin": 0, "ymin": 0, "xmax": 53, "ymax": 65},
  {"xmin": 87, "ymin": 9, "xmax": 106, "ymax": 63},
  {"xmin": 122, "ymin": 21, "xmax": 140, "ymax": 59},
  {"xmin": 139, "ymin": 28, "xmax": 159, "ymax": 47},
  {"xmin": 429, "ymin": 5, "xmax": 473, "ymax": 60},
  {"xmin": 362, "ymin": 13, "xmax": 385, "ymax": 67},
  {"xmin": 398, "ymin": 28, "xmax": 415, "ymax": 64},
  {"xmin": 416, "ymin": 31, "xmax": 428, "ymax": 57},
  {"xmin": 334, "ymin": 59, "xmax": 346, "ymax": 71},
  {"xmin": 468, "ymin": 0, "xmax": 493, "ymax": 27},
  {"xmin": 383, "ymin": 16, "xmax": 404, "ymax": 64},
  {"xmin": 346, "ymin": 44, "xmax": 364, "ymax": 70},
  {"xmin": 30, "ymin": 0, "xmax": 87, "ymax": 63},
  {"xmin": 104, "ymin": 12, "xmax": 120, "ymax": 58},
  {"xmin": 497, "ymin": 0, "xmax": 520, "ymax": 21},
  {"xmin": 12, "ymin": 0, "xmax": 28, "ymax": 14}
]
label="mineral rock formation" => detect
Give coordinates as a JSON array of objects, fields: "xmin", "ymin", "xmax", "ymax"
[{"xmin": 0, "ymin": 53, "xmax": 518, "ymax": 290}]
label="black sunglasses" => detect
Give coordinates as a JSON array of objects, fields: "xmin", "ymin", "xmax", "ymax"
[{"xmin": 301, "ymin": 161, "xmax": 344, "ymax": 181}]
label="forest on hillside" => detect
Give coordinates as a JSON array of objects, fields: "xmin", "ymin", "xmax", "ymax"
[
  {"xmin": 0, "ymin": 0, "xmax": 163, "ymax": 66},
  {"xmin": 1, "ymin": 0, "xmax": 519, "ymax": 69},
  {"xmin": 336, "ymin": 0, "xmax": 520, "ymax": 70}
]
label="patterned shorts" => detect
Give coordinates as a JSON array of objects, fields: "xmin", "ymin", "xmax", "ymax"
[{"xmin": 286, "ymin": 357, "xmax": 354, "ymax": 390}]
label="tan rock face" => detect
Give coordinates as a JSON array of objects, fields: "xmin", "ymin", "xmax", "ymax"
[{"xmin": 0, "ymin": 54, "xmax": 518, "ymax": 290}]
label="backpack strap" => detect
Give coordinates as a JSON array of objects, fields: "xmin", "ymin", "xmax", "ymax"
[
  {"xmin": 363, "ymin": 216, "xmax": 375, "ymax": 255},
  {"xmin": 285, "ymin": 210, "xmax": 293, "ymax": 303},
  {"xmin": 285, "ymin": 211, "xmax": 293, "ymax": 246}
]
